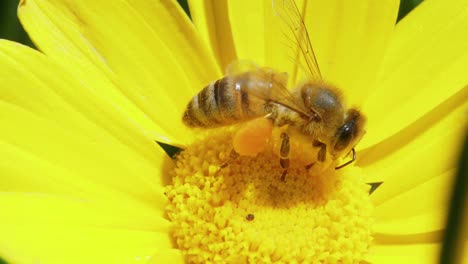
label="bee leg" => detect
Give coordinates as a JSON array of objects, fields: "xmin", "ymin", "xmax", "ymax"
[
  {"xmin": 305, "ymin": 162, "xmax": 315, "ymax": 171},
  {"xmin": 312, "ymin": 140, "xmax": 327, "ymax": 163},
  {"xmin": 280, "ymin": 159, "xmax": 289, "ymax": 181},
  {"xmin": 220, "ymin": 149, "xmax": 239, "ymax": 169},
  {"xmin": 279, "ymin": 132, "xmax": 290, "ymax": 181},
  {"xmin": 335, "ymin": 148, "xmax": 356, "ymax": 170}
]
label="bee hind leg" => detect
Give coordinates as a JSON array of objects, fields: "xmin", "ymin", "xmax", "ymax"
[
  {"xmin": 280, "ymin": 159, "xmax": 289, "ymax": 181},
  {"xmin": 279, "ymin": 132, "xmax": 290, "ymax": 182}
]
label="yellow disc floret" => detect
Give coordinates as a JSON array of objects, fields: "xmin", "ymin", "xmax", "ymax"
[{"xmin": 165, "ymin": 130, "xmax": 373, "ymax": 263}]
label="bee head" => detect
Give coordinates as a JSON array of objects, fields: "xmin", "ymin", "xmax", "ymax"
[{"xmin": 331, "ymin": 109, "xmax": 366, "ymax": 157}]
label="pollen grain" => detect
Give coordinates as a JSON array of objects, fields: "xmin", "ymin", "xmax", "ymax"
[{"xmin": 165, "ymin": 130, "xmax": 373, "ymax": 263}]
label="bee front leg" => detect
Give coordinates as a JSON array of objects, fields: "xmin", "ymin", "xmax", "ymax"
[
  {"xmin": 279, "ymin": 132, "xmax": 290, "ymax": 182},
  {"xmin": 303, "ymin": 140, "xmax": 327, "ymax": 174}
]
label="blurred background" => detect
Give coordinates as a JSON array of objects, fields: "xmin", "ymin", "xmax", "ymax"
[{"xmin": 0, "ymin": 0, "xmax": 34, "ymax": 47}]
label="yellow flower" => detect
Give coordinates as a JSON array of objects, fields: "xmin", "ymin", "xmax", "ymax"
[{"xmin": 0, "ymin": 0, "xmax": 466, "ymax": 263}]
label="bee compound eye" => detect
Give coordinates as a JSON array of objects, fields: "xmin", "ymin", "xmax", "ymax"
[
  {"xmin": 334, "ymin": 121, "xmax": 354, "ymax": 152},
  {"xmin": 334, "ymin": 109, "xmax": 364, "ymax": 153}
]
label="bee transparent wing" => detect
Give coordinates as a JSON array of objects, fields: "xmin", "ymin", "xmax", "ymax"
[
  {"xmin": 246, "ymin": 70, "xmax": 317, "ymax": 119},
  {"xmin": 272, "ymin": 0, "xmax": 322, "ymax": 80}
]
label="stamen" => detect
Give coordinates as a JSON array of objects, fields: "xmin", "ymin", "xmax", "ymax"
[{"xmin": 165, "ymin": 130, "xmax": 373, "ymax": 263}]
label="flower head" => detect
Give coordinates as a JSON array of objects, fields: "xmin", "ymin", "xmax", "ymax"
[{"xmin": 0, "ymin": 0, "xmax": 466, "ymax": 263}]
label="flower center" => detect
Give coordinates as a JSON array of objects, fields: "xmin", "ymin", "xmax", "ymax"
[{"xmin": 165, "ymin": 130, "xmax": 373, "ymax": 263}]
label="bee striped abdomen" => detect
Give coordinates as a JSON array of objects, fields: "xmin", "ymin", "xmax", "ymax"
[{"xmin": 183, "ymin": 75, "xmax": 264, "ymax": 128}]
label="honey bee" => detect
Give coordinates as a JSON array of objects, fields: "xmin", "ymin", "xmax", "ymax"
[{"xmin": 182, "ymin": 0, "xmax": 366, "ymax": 177}]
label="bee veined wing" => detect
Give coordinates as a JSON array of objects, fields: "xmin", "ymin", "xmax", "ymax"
[
  {"xmin": 245, "ymin": 69, "xmax": 317, "ymax": 119},
  {"xmin": 272, "ymin": 0, "xmax": 322, "ymax": 80}
]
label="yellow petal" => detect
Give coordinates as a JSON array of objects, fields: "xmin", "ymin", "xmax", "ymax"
[
  {"xmin": 18, "ymin": 0, "xmax": 221, "ymax": 145},
  {"xmin": 0, "ymin": 101, "xmax": 167, "ymax": 208},
  {"xmin": 0, "ymin": 224, "xmax": 175, "ymax": 264},
  {"xmin": 0, "ymin": 40, "xmax": 171, "ymax": 164},
  {"xmin": 362, "ymin": 0, "xmax": 468, "ymax": 148},
  {"xmin": 188, "ymin": 0, "xmax": 237, "ymax": 72},
  {"xmin": 360, "ymin": 93, "xmax": 467, "ymax": 205},
  {"xmin": 0, "ymin": 41, "xmax": 171, "ymax": 208},
  {"xmin": 149, "ymin": 250, "xmax": 185, "ymax": 264},
  {"xmin": 374, "ymin": 230, "xmax": 442, "ymax": 245},
  {"xmin": 5, "ymin": 38, "xmax": 174, "ymax": 144},
  {"xmin": 0, "ymin": 192, "xmax": 168, "ymax": 231},
  {"xmin": 0, "ymin": 39, "xmax": 172, "ymax": 200},
  {"xmin": 0, "ymin": 139, "xmax": 166, "ymax": 212},
  {"xmin": 373, "ymin": 170, "xmax": 453, "ymax": 234},
  {"xmin": 375, "ymin": 212, "xmax": 446, "ymax": 239},
  {"xmin": 0, "ymin": 194, "xmax": 175, "ymax": 263},
  {"xmin": 228, "ymin": 0, "xmax": 299, "ymax": 83},
  {"xmin": 302, "ymin": 0, "xmax": 399, "ymax": 105},
  {"xmin": 366, "ymin": 243, "xmax": 440, "ymax": 264},
  {"xmin": 227, "ymin": 0, "xmax": 266, "ymax": 66},
  {"xmin": 0, "ymin": 40, "xmax": 178, "ymax": 263}
]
